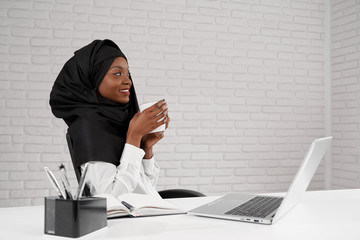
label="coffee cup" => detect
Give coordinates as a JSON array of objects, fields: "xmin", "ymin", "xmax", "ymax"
[{"xmin": 139, "ymin": 101, "xmax": 166, "ymax": 133}]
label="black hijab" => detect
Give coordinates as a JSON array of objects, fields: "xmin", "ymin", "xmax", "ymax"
[{"xmin": 50, "ymin": 39, "xmax": 139, "ymax": 168}]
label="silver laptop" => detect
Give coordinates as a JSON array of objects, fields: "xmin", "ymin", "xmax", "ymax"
[{"xmin": 188, "ymin": 136, "xmax": 332, "ymax": 225}]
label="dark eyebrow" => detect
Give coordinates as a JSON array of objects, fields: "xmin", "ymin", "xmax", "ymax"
[{"xmin": 110, "ymin": 66, "xmax": 125, "ymax": 70}]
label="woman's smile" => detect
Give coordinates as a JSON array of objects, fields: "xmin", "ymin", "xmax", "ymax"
[{"xmin": 119, "ymin": 88, "xmax": 130, "ymax": 95}]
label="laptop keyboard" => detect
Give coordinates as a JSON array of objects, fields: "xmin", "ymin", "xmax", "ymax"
[{"xmin": 225, "ymin": 196, "xmax": 283, "ymax": 218}]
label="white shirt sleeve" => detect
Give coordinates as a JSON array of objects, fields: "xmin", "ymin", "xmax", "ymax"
[
  {"xmin": 81, "ymin": 143, "xmax": 161, "ymax": 198},
  {"xmin": 142, "ymin": 157, "xmax": 160, "ymax": 186}
]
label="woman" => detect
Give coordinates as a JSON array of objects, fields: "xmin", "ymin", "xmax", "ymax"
[{"xmin": 50, "ymin": 39, "xmax": 169, "ymax": 198}]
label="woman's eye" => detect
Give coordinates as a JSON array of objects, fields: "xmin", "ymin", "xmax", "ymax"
[{"xmin": 112, "ymin": 72, "xmax": 130, "ymax": 77}]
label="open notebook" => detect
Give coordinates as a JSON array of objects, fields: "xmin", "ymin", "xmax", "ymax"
[{"xmin": 95, "ymin": 193, "xmax": 185, "ymax": 218}]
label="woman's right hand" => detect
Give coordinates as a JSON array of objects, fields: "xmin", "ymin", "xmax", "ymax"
[{"xmin": 126, "ymin": 100, "xmax": 168, "ymax": 148}]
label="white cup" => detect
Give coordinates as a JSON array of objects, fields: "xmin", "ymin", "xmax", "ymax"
[{"xmin": 139, "ymin": 101, "xmax": 166, "ymax": 133}]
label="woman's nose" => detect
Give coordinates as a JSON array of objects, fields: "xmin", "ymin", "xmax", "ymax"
[{"xmin": 123, "ymin": 76, "xmax": 132, "ymax": 86}]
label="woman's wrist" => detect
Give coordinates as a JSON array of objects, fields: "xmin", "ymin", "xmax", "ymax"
[
  {"xmin": 143, "ymin": 147, "xmax": 153, "ymax": 159},
  {"xmin": 126, "ymin": 132, "xmax": 142, "ymax": 148}
]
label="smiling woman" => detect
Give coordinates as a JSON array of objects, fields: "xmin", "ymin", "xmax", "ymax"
[{"xmin": 49, "ymin": 39, "xmax": 170, "ymax": 199}]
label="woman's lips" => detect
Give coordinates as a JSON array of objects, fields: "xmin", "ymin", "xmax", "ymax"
[{"xmin": 119, "ymin": 89, "xmax": 130, "ymax": 95}]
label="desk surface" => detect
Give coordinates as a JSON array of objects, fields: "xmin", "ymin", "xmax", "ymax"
[{"xmin": 0, "ymin": 189, "xmax": 359, "ymax": 240}]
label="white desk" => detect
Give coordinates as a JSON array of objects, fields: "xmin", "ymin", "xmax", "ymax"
[{"xmin": 0, "ymin": 189, "xmax": 359, "ymax": 240}]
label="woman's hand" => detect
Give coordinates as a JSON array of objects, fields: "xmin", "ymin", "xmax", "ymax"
[
  {"xmin": 126, "ymin": 100, "xmax": 169, "ymax": 150},
  {"xmin": 141, "ymin": 105, "xmax": 170, "ymax": 158},
  {"xmin": 141, "ymin": 132, "xmax": 164, "ymax": 159}
]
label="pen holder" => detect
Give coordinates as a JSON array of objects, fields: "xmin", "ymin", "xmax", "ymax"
[{"xmin": 44, "ymin": 197, "xmax": 107, "ymax": 238}]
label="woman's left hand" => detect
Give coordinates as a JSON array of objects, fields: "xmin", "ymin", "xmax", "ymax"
[{"xmin": 141, "ymin": 111, "xmax": 170, "ymax": 159}]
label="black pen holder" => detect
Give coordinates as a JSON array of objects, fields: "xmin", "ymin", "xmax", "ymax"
[{"xmin": 44, "ymin": 197, "xmax": 107, "ymax": 238}]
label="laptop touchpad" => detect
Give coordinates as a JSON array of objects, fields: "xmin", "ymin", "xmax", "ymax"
[{"xmin": 194, "ymin": 194, "xmax": 254, "ymax": 214}]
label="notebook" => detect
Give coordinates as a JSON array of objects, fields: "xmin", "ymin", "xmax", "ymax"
[
  {"xmin": 94, "ymin": 193, "xmax": 185, "ymax": 218},
  {"xmin": 188, "ymin": 136, "xmax": 332, "ymax": 225}
]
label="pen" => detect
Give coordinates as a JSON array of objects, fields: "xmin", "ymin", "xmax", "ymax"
[
  {"xmin": 59, "ymin": 163, "xmax": 70, "ymax": 185},
  {"xmin": 44, "ymin": 167, "xmax": 66, "ymax": 199},
  {"xmin": 121, "ymin": 201, "xmax": 134, "ymax": 212},
  {"xmin": 59, "ymin": 164, "xmax": 73, "ymax": 200},
  {"xmin": 76, "ymin": 162, "xmax": 89, "ymax": 200}
]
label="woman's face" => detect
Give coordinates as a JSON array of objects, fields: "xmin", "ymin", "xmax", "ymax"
[{"xmin": 97, "ymin": 57, "xmax": 132, "ymax": 104}]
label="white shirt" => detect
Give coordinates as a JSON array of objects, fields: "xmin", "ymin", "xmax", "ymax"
[{"xmin": 81, "ymin": 143, "xmax": 161, "ymax": 198}]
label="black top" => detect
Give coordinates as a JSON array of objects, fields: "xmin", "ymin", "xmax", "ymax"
[{"xmin": 50, "ymin": 39, "xmax": 139, "ymax": 167}]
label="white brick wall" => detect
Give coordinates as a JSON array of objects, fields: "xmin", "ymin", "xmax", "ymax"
[
  {"xmin": 331, "ymin": 0, "xmax": 360, "ymax": 189},
  {"xmin": 0, "ymin": 0, "xmax": 356, "ymax": 207}
]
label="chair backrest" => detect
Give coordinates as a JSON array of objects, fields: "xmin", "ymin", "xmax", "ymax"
[
  {"xmin": 158, "ymin": 189, "xmax": 206, "ymax": 199},
  {"xmin": 66, "ymin": 131, "xmax": 91, "ymax": 197}
]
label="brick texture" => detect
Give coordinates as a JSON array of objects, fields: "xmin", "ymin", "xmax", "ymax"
[
  {"xmin": 331, "ymin": 0, "xmax": 360, "ymax": 189},
  {"xmin": 0, "ymin": 0, "xmax": 357, "ymax": 207}
]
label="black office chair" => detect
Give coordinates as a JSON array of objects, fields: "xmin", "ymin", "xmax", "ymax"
[
  {"xmin": 66, "ymin": 131, "xmax": 205, "ymax": 199},
  {"xmin": 158, "ymin": 189, "xmax": 205, "ymax": 199}
]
